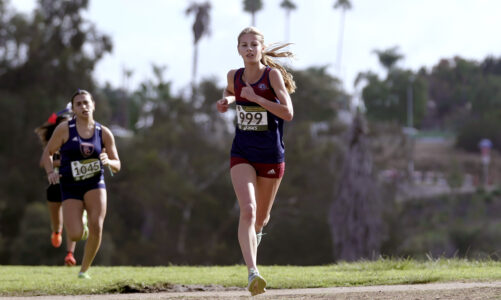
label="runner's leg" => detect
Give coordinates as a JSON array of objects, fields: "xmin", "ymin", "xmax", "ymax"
[
  {"xmin": 62, "ymin": 199, "xmax": 85, "ymax": 241},
  {"xmin": 255, "ymin": 176, "xmax": 282, "ymax": 233},
  {"xmin": 80, "ymin": 188, "xmax": 107, "ymax": 273},
  {"xmin": 230, "ymin": 163, "xmax": 258, "ymax": 271}
]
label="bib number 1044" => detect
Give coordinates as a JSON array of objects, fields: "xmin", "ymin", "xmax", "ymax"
[{"xmin": 236, "ymin": 105, "xmax": 268, "ymax": 131}]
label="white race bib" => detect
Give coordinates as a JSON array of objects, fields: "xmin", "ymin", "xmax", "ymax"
[
  {"xmin": 236, "ymin": 105, "xmax": 268, "ymax": 131},
  {"xmin": 71, "ymin": 158, "xmax": 101, "ymax": 181}
]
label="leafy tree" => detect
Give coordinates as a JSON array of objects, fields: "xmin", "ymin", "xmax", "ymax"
[
  {"xmin": 291, "ymin": 66, "xmax": 346, "ymax": 123},
  {"xmin": 427, "ymin": 57, "xmax": 478, "ymax": 125},
  {"xmin": 99, "ymin": 82, "xmax": 140, "ymax": 132},
  {"xmin": 357, "ymin": 48, "xmax": 428, "ymax": 127},
  {"xmin": 427, "ymin": 56, "xmax": 501, "ymax": 151},
  {"xmin": 1, "ymin": 0, "xmax": 112, "ymax": 96},
  {"xmin": 243, "ymin": 0, "xmax": 263, "ymax": 26},
  {"xmin": 280, "ymin": 0, "xmax": 296, "ymax": 41}
]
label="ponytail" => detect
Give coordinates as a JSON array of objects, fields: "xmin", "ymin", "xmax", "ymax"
[{"xmin": 261, "ymin": 43, "xmax": 296, "ymax": 94}]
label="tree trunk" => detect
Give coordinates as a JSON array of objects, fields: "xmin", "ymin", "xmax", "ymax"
[
  {"xmin": 192, "ymin": 42, "xmax": 199, "ymax": 89},
  {"xmin": 336, "ymin": 10, "xmax": 346, "ymax": 77},
  {"xmin": 177, "ymin": 203, "xmax": 192, "ymax": 255},
  {"xmin": 285, "ymin": 10, "xmax": 290, "ymax": 41},
  {"xmin": 329, "ymin": 112, "xmax": 383, "ymax": 261}
]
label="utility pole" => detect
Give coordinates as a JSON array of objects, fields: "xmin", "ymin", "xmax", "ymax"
[
  {"xmin": 406, "ymin": 75, "xmax": 416, "ymax": 177},
  {"xmin": 479, "ymin": 138, "xmax": 492, "ymax": 187},
  {"xmin": 407, "ymin": 77, "xmax": 414, "ymax": 129}
]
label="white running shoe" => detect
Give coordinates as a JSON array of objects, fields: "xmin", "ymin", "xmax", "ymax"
[
  {"xmin": 256, "ymin": 232, "xmax": 266, "ymax": 247},
  {"xmin": 78, "ymin": 271, "xmax": 91, "ymax": 279},
  {"xmin": 247, "ymin": 270, "xmax": 266, "ymax": 296}
]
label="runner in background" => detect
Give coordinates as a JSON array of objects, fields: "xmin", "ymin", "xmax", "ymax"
[
  {"xmin": 41, "ymin": 89, "xmax": 121, "ymax": 279},
  {"xmin": 35, "ymin": 104, "xmax": 79, "ymax": 266}
]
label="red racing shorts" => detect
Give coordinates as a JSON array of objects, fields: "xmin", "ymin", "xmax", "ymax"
[{"xmin": 230, "ymin": 157, "xmax": 285, "ymax": 178}]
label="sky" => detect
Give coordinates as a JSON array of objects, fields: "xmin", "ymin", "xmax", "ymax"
[{"xmin": 12, "ymin": 0, "xmax": 501, "ymax": 95}]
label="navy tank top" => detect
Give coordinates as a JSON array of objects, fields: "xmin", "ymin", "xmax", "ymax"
[
  {"xmin": 59, "ymin": 118, "xmax": 104, "ymax": 184},
  {"xmin": 230, "ymin": 67, "xmax": 285, "ymax": 163}
]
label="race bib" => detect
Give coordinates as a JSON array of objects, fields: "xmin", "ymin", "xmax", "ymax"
[
  {"xmin": 71, "ymin": 158, "xmax": 101, "ymax": 181},
  {"xmin": 236, "ymin": 105, "xmax": 268, "ymax": 131}
]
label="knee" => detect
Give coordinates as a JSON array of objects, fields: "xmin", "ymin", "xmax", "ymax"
[
  {"xmin": 255, "ymin": 214, "xmax": 270, "ymax": 230},
  {"xmin": 240, "ymin": 202, "xmax": 256, "ymax": 223},
  {"xmin": 88, "ymin": 219, "xmax": 104, "ymax": 237},
  {"xmin": 67, "ymin": 228, "xmax": 84, "ymax": 241}
]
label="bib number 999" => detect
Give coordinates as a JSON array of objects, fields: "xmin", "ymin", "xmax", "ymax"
[
  {"xmin": 236, "ymin": 105, "xmax": 268, "ymax": 131},
  {"xmin": 239, "ymin": 111, "xmax": 263, "ymax": 125}
]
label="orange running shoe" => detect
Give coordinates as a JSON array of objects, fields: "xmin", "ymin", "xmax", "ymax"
[
  {"xmin": 64, "ymin": 252, "xmax": 76, "ymax": 266},
  {"xmin": 51, "ymin": 232, "xmax": 62, "ymax": 248}
]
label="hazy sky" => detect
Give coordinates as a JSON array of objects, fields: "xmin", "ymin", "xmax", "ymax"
[{"xmin": 13, "ymin": 0, "xmax": 501, "ymax": 94}]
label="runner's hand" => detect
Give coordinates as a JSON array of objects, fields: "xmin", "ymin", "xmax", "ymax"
[
  {"xmin": 100, "ymin": 148, "xmax": 110, "ymax": 166},
  {"xmin": 217, "ymin": 98, "xmax": 230, "ymax": 113},
  {"xmin": 241, "ymin": 82, "xmax": 257, "ymax": 102},
  {"xmin": 47, "ymin": 171, "xmax": 60, "ymax": 185}
]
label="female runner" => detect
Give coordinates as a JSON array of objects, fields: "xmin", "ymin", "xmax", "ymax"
[
  {"xmin": 41, "ymin": 89, "xmax": 120, "ymax": 278},
  {"xmin": 216, "ymin": 27, "xmax": 296, "ymax": 296}
]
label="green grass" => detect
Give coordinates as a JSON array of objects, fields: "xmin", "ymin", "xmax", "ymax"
[
  {"xmin": 2, "ymin": 258, "xmax": 501, "ymax": 296},
  {"xmin": 415, "ymin": 130, "xmax": 455, "ymax": 139}
]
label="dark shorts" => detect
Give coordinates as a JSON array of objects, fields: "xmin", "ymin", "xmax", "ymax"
[
  {"xmin": 46, "ymin": 184, "xmax": 62, "ymax": 203},
  {"xmin": 60, "ymin": 179, "xmax": 106, "ymax": 201},
  {"xmin": 230, "ymin": 157, "xmax": 285, "ymax": 178}
]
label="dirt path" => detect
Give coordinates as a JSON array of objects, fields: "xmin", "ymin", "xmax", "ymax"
[{"xmin": 3, "ymin": 281, "xmax": 501, "ymax": 300}]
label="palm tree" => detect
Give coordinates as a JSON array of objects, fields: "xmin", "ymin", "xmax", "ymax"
[
  {"xmin": 186, "ymin": 1, "xmax": 211, "ymax": 88},
  {"xmin": 119, "ymin": 67, "xmax": 133, "ymax": 128},
  {"xmin": 280, "ymin": 0, "xmax": 297, "ymax": 41},
  {"xmin": 333, "ymin": 0, "xmax": 352, "ymax": 76},
  {"xmin": 373, "ymin": 46, "xmax": 403, "ymax": 73},
  {"xmin": 243, "ymin": 0, "xmax": 263, "ymax": 26}
]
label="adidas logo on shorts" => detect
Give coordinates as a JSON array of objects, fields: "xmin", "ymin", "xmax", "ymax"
[{"xmin": 267, "ymin": 169, "xmax": 276, "ymax": 175}]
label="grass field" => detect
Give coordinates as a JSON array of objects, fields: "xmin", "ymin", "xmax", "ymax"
[{"xmin": 2, "ymin": 258, "xmax": 501, "ymax": 296}]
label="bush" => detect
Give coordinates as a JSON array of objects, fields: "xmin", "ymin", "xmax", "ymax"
[{"xmin": 456, "ymin": 118, "xmax": 501, "ymax": 152}]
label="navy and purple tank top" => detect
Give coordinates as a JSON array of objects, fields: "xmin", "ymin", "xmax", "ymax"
[
  {"xmin": 230, "ymin": 66, "xmax": 285, "ymax": 163},
  {"xmin": 59, "ymin": 118, "xmax": 104, "ymax": 184}
]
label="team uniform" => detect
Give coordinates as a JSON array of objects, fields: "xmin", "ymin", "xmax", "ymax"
[
  {"xmin": 59, "ymin": 118, "xmax": 106, "ymax": 201},
  {"xmin": 47, "ymin": 183, "xmax": 62, "ymax": 202},
  {"xmin": 46, "ymin": 154, "xmax": 63, "ymax": 202},
  {"xmin": 230, "ymin": 66, "xmax": 285, "ymax": 178}
]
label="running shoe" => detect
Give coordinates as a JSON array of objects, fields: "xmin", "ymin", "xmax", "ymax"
[
  {"xmin": 78, "ymin": 271, "xmax": 91, "ymax": 279},
  {"xmin": 51, "ymin": 231, "xmax": 62, "ymax": 248},
  {"xmin": 256, "ymin": 231, "xmax": 266, "ymax": 247},
  {"xmin": 247, "ymin": 270, "xmax": 267, "ymax": 296},
  {"xmin": 81, "ymin": 210, "xmax": 89, "ymax": 240},
  {"xmin": 64, "ymin": 252, "xmax": 76, "ymax": 266}
]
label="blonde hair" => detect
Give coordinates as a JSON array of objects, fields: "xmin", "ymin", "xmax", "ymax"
[{"xmin": 238, "ymin": 27, "xmax": 296, "ymax": 94}]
